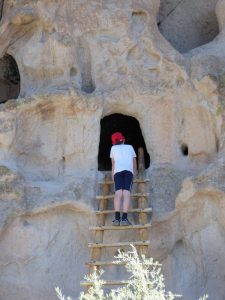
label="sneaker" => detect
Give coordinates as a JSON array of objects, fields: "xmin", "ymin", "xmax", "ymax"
[
  {"xmin": 121, "ymin": 218, "xmax": 132, "ymax": 226},
  {"xmin": 112, "ymin": 219, "xmax": 120, "ymax": 226}
]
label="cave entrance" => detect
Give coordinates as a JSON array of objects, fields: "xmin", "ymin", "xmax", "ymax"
[
  {"xmin": 0, "ymin": 54, "xmax": 20, "ymax": 103},
  {"xmin": 98, "ymin": 113, "xmax": 150, "ymax": 171}
]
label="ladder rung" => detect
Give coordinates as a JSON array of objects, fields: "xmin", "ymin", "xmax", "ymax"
[
  {"xmin": 86, "ymin": 260, "xmax": 126, "ymax": 266},
  {"xmin": 99, "ymin": 179, "xmax": 149, "ymax": 185},
  {"xmin": 96, "ymin": 208, "xmax": 152, "ymax": 214},
  {"xmin": 90, "ymin": 224, "xmax": 151, "ymax": 231},
  {"xmin": 81, "ymin": 280, "xmax": 129, "ymax": 286},
  {"xmin": 96, "ymin": 193, "xmax": 149, "ymax": 200},
  {"xmin": 88, "ymin": 241, "xmax": 150, "ymax": 248}
]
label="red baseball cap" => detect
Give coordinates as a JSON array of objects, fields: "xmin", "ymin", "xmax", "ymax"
[{"xmin": 111, "ymin": 132, "xmax": 125, "ymax": 145}]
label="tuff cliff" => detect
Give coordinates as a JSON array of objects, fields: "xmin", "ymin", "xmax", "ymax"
[{"xmin": 0, "ymin": 1, "xmax": 225, "ymax": 299}]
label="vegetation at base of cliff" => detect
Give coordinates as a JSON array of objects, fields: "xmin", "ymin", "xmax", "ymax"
[
  {"xmin": 55, "ymin": 245, "xmax": 208, "ymax": 300},
  {"xmin": 0, "ymin": 165, "xmax": 11, "ymax": 176},
  {"xmin": 216, "ymin": 105, "xmax": 222, "ymax": 116},
  {"xmin": 219, "ymin": 73, "xmax": 225, "ymax": 89}
]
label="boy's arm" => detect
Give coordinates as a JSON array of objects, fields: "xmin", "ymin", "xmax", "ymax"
[
  {"xmin": 133, "ymin": 157, "xmax": 137, "ymax": 177},
  {"xmin": 111, "ymin": 158, "xmax": 115, "ymax": 181}
]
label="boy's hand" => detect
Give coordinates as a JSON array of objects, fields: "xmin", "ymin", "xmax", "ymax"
[
  {"xmin": 133, "ymin": 157, "xmax": 137, "ymax": 177},
  {"xmin": 111, "ymin": 159, "xmax": 115, "ymax": 182},
  {"xmin": 112, "ymin": 173, "xmax": 114, "ymax": 182}
]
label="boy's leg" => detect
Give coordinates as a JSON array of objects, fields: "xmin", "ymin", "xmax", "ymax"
[
  {"xmin": 121, "ymin": 190, "xmax": 132, "ymax": 225},
  {"xmin": 113, "ymin": 172, "xmax": 123, "ymax": 225},
  {"xmin": 121, "ymin": 171, "xmax": 133, "ymax": 225},
  {"xmin": 113, "ymin": 189, "xmax": 122, "ymax": 225},
  {"xmin": 122, "ymin": 190, "xmax": 131, "ymax": 212},
  {"xmin": 114, "ymin": 189, "xmax": 123, "ymax": 211}
]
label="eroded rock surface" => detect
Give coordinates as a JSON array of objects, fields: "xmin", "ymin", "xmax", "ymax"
[{"xmin": 0, "ymin": 0, "xmax": 225, "ymax": 299}]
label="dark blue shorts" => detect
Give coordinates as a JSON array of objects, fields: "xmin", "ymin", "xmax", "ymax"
[{"xmin": 114, "ymin": 170, "xmax": 133, "ymax": 192}]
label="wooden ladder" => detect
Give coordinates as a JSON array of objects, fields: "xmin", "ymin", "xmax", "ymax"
[{"xmin": 81, "ymin": 148, "xmax": 152, "ymax": 287}]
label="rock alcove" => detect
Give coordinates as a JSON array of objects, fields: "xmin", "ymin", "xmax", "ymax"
[{"xmin": 158, "ymin": 0, "xmax": 219, "ymax": 53}]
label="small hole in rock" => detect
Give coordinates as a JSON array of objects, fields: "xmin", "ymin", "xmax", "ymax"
[
  {"xmin": 70, "ymin": 67, "xmax": 77, "ymax": 77},
  {"xmin": 131, "ymin": 11, "xmax": 147, "ymax": 35},
  {"xmin": 216, "ymin": 138, "xmax": 219, "ymax": 153},
  {"xmin": 181, "ymin": 144, "xmax": 188, "ymax": 156}
]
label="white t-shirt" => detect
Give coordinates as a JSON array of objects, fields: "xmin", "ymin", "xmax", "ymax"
[{"xmin": 110, "ymin": 144, "xmax": 136, "ymax": 175}]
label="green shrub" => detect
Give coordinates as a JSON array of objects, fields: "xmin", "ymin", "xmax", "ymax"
[{"xmin": 55, "ymin": 245, "xmax": 208, "ymax": 300}]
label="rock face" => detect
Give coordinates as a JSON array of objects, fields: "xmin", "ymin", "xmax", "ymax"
[{"xmin": 0, "ymin": 0, "xmax": 225, "ymax": 299}]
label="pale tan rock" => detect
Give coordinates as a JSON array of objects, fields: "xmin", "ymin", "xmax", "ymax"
[
  {"xmin": 0, "ymin": 208, "xmax": 94, "ymax": 300},
  {"xmin": 181, "ymin": 106, "xmax": 218, "ymax": 163},
  {"xmin": 216, "ymin": 0, "xmax": 225, "ymax": 32},
  {"xmin": 0, "ymin": 1, "xmax": 225, "ymax": 300}
]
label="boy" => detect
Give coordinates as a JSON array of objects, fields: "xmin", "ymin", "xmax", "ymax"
[{"xmin": 110, "ymin": 132, "xmax": 137, "ymax": 226}]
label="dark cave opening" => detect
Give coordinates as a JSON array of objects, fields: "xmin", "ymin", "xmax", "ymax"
[
  {"xmin": 181, "ymin": 144, "xmax": 189, "ymax": 156},
  {"xmin": 0, "ymin": 0, "xmax": 4, "ymax": 21},
  {"xmin": 0, "ymin": 54, "xmax": 20, "ymax": 104},
  {"xmin": 98, "ymin": 113, "xmax": 150, "ymax": 171}
]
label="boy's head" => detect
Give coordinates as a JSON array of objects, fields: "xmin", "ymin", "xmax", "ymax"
[{"xmin": 111, "ymin": 132, "xmax": 125, "ymax": 145}]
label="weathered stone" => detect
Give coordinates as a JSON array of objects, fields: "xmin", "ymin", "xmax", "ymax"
[
  {"xmin": 0, "ymin": 1, "xmax": 225, "ymax": 300},
  {"xmin": 0, "ymin": 166, "xmax": 25, "ymax": 231}
]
